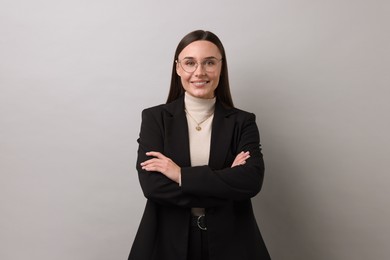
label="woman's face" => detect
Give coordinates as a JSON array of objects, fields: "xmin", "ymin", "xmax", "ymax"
[{"xmin": 176, "ymin": 40, "xmax": 222, "ymax": 99}]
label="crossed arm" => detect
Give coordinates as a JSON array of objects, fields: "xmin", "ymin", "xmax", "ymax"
[
  {"xmin": 137, "ymin": 108, "xmax": 264, "ymax": 206},
  {"xmin": 140, "ymin": 151, "xmax": 251, "ymax": 184}
]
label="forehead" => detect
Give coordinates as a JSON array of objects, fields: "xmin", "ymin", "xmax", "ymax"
[{"xmin": 178, "ymin": 40, "xmax": 221, "ymax": 59}]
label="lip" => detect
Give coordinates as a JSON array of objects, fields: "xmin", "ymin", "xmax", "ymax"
[{"xmin": 191, "ymin": 80, "xmax": 210, "ymax": 87}]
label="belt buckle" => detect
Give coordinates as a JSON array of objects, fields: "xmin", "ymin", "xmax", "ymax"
[{"xmin": 197, "ymin": 215, "xmax": 207, "ymax": 231}]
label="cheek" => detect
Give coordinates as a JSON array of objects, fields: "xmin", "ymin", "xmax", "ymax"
[
  {"xmin": 176, "ymin": 68, "xmax": 189, "ymax": 84},
  {"xmin": 179, "ymin": 72, "xmax": 191, "ymax": 82},
  {"xmin": 176, "ymin": 65, "xmax": 186, "ymax": 78},
  {"xmin": 180, "ymin": 76, "xmax": 190, "ymax": 89},
  {"xmin": 211, "ymin": 69, "xmax": 221, "ymax": 79},
  {"xmin": 211, "ymin": 72, "xmax": 221, "ymax": 84}
]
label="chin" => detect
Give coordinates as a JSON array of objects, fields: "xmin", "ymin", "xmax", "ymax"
[{"xmin": 193, "ymin": 92, "xmax": 213, "ymax": 99}]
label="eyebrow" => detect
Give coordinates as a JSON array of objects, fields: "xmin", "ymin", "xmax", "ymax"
[{"xmin": 182, "ymin": 56, "xmax": 219, "ymax": 60}]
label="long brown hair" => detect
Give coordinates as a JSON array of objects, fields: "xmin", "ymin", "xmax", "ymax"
[{"xmin": 166, "ymin": 30, "xmax": 234, "ymax": 108}]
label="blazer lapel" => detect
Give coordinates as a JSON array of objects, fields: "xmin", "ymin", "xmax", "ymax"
[
  {"xmin": 164, "ymin": 96, "xmax": 236, "ymax": 169},
  {"xmin": 209, "ymin": 101, "xmax": 236, "ymax": 170},
  {"xmin": 163, "ymin": 96, "xmax": 191, "ymax": 167}
]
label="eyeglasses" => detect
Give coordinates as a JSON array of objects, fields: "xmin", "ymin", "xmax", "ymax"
[{"xmin": 176, "ymin": 58, "xmax": 222, "ymax": 73}]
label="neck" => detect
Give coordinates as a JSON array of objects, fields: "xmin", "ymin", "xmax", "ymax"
[{"xmin": 184, "ymin": 92, "xmax": 216, "ymax": 115}]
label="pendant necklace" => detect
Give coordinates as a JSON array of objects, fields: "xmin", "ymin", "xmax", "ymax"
[{"xmin": 185, "ymin": 109, "xmax": 214, "ymax": 131}]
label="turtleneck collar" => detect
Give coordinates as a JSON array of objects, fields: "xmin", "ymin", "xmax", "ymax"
[{"xmin": 184, "ymin": 92, "xmax": 216, "ymax": 116}]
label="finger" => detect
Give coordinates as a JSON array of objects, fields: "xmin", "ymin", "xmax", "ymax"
[
  {"xmin": 234, "ymin": 152, "xmax": 245, "ymax": 160},
  {"xmin": 242, "ymin": 151, "xmax": 250, "ymax": 156},
  {"xmin": 235, "ymin": 152, "xmax": 249, "ymax": 162},
  {"xmin": 240, "ymin": 151, "xmax": 250, "ymax": 159},
  {"xmin": 142, "ymin": 165, "xmax": 159, "ymax": 172},
  {"xmin": 146, "ymin": 151, "xmax": 168, "ymax": 160},
  {"xmin": 141, "ymin": 158, "xmax": 169, "ymax": 172},
  {"xmin": 231, "ymin": 151, "xmax": 251, "ymax": 167},
  {"xmin": 140, "ymin": 158, "xmax": 160, "ymax": 166},
  {"xmin": 141, "ymin": 161, "xmax": 162, "ymax": 171},
  {"xmin": 238, "ymin": 151, "xmax": 250, "ymax": 157}
]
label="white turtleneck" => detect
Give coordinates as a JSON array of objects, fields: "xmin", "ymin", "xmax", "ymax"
[{"xmin": 184, "ymin": 92, "xmax": 216, "ymax": 216}]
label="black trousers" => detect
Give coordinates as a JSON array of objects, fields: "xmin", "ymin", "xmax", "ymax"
[{"xmin": 187, "ymin": 217, "xmax": 209, "ymax": 260}]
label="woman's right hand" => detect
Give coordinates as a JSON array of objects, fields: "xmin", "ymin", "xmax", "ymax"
[
  {"xmin": 231, "ymin": 151, "xmax": 250, "ymax": 168},
  {"xmin": 141, "ymin": 151, "xmax": 182, "ymax": 184}
]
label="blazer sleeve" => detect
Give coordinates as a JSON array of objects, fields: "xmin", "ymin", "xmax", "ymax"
[
  {"xmin": 180, "ymin": 112, "xmax": 265, "ymax": 201},
  {"xmin": 136, "ymin": 108, "xmax": 227, "ymax": 208}
]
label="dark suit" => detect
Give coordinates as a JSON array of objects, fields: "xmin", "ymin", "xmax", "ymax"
[{"xmin": 129, "ymin": 95, "xmax": 270, "ymax": 260}]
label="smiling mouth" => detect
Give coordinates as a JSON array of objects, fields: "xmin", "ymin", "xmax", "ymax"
[{"xmin": 191, "ymin": 81, "xmax": 209, "ymax": 87}]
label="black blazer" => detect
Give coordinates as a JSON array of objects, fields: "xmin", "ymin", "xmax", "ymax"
[{"xmin": 129, "ymin": 95, "xmax": 270, "ymax": 260}]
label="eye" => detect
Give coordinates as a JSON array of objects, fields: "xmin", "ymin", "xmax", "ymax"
[
  {"xmin": 184, "ymin": 60, "xmax": 196, "ymax": 67},
  {"xmin": 204, "ymin": 59, "xmax": 217, "ymax": 66}
]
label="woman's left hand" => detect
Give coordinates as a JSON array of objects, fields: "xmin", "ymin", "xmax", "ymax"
[
  {"xmin": 231, "ymin": 151, "xmax": 250, "ymax": 168},
  {"xmin": 141, "ymin": 151, "xmax": 181, "ymax": 184}
]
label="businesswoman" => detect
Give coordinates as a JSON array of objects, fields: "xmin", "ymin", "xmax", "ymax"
[{"xmin": 128, "ymin": 30, "xmax": 270, "ymax": 260}]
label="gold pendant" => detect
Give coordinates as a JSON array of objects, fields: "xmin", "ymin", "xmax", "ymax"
[{"xmin": 196, "ymin": 126, "xmax": 202, "ymax": 131}]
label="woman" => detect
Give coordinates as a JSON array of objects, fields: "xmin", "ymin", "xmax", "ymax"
[{"xmin": 128, "ymin": 30, "xmax": 270, "ymax": 260}]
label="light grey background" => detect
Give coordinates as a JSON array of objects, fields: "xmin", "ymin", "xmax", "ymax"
[{"xmin": 1, "ymin": 0, "xmax": 389, "ymax": 259}]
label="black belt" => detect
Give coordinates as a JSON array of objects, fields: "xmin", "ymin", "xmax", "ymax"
[{"xmin": 191, "ymin": 215, "xmax": 207, "ymax": 231}]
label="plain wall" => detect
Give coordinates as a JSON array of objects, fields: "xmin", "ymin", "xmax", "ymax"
[{"xmin": 1, "ymin": 0, "xmax": 389, "ymax": 259}]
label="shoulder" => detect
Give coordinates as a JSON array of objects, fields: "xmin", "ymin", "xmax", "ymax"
[
  {"xmin": 231, "ymin": 107, "xmax": 255, "ymax": 117},
  {"xmin": 140, "ymin": 97, "xmax": 184, "ymax": 125},
  {"xmin": 140, "ymin": 104, "xmax": 167, "ymax": 126},
  {"xmin": 142, "ymin": 95, "xmax": 184, "ymax": 117},
  {"xmin": 142, "ymin": 103, "xmax": 166, "ymax": 115},
  {"xmin": 222, "ymin": 105, "xmax": 257, "ymax": 122}
]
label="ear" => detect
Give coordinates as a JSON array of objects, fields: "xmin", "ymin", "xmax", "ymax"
[{"xmin": 176, "ymin": 61, "xmax": 181, "ymax": 76}]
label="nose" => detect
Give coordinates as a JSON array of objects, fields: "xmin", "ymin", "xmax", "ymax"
[{"xmin": 194, "ymin": 62, "xmax": 206, "ymax": 76}]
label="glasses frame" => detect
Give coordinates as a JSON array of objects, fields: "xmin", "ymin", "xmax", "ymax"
[{"xmin": 176, "ymin": 58, "xmax": 223, "ymax": 73}]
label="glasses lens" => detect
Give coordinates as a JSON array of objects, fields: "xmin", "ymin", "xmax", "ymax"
[
  {"xmin": 181, "ymin": 59, "xmax": 197, "ymax": 73},
  {"xmin": 179, "ymin": 58, "xmax": 221, "ymax": 73},
  {"xmin": 203, "ymin": 59, "xmax": 219, "ymax": 72}
]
